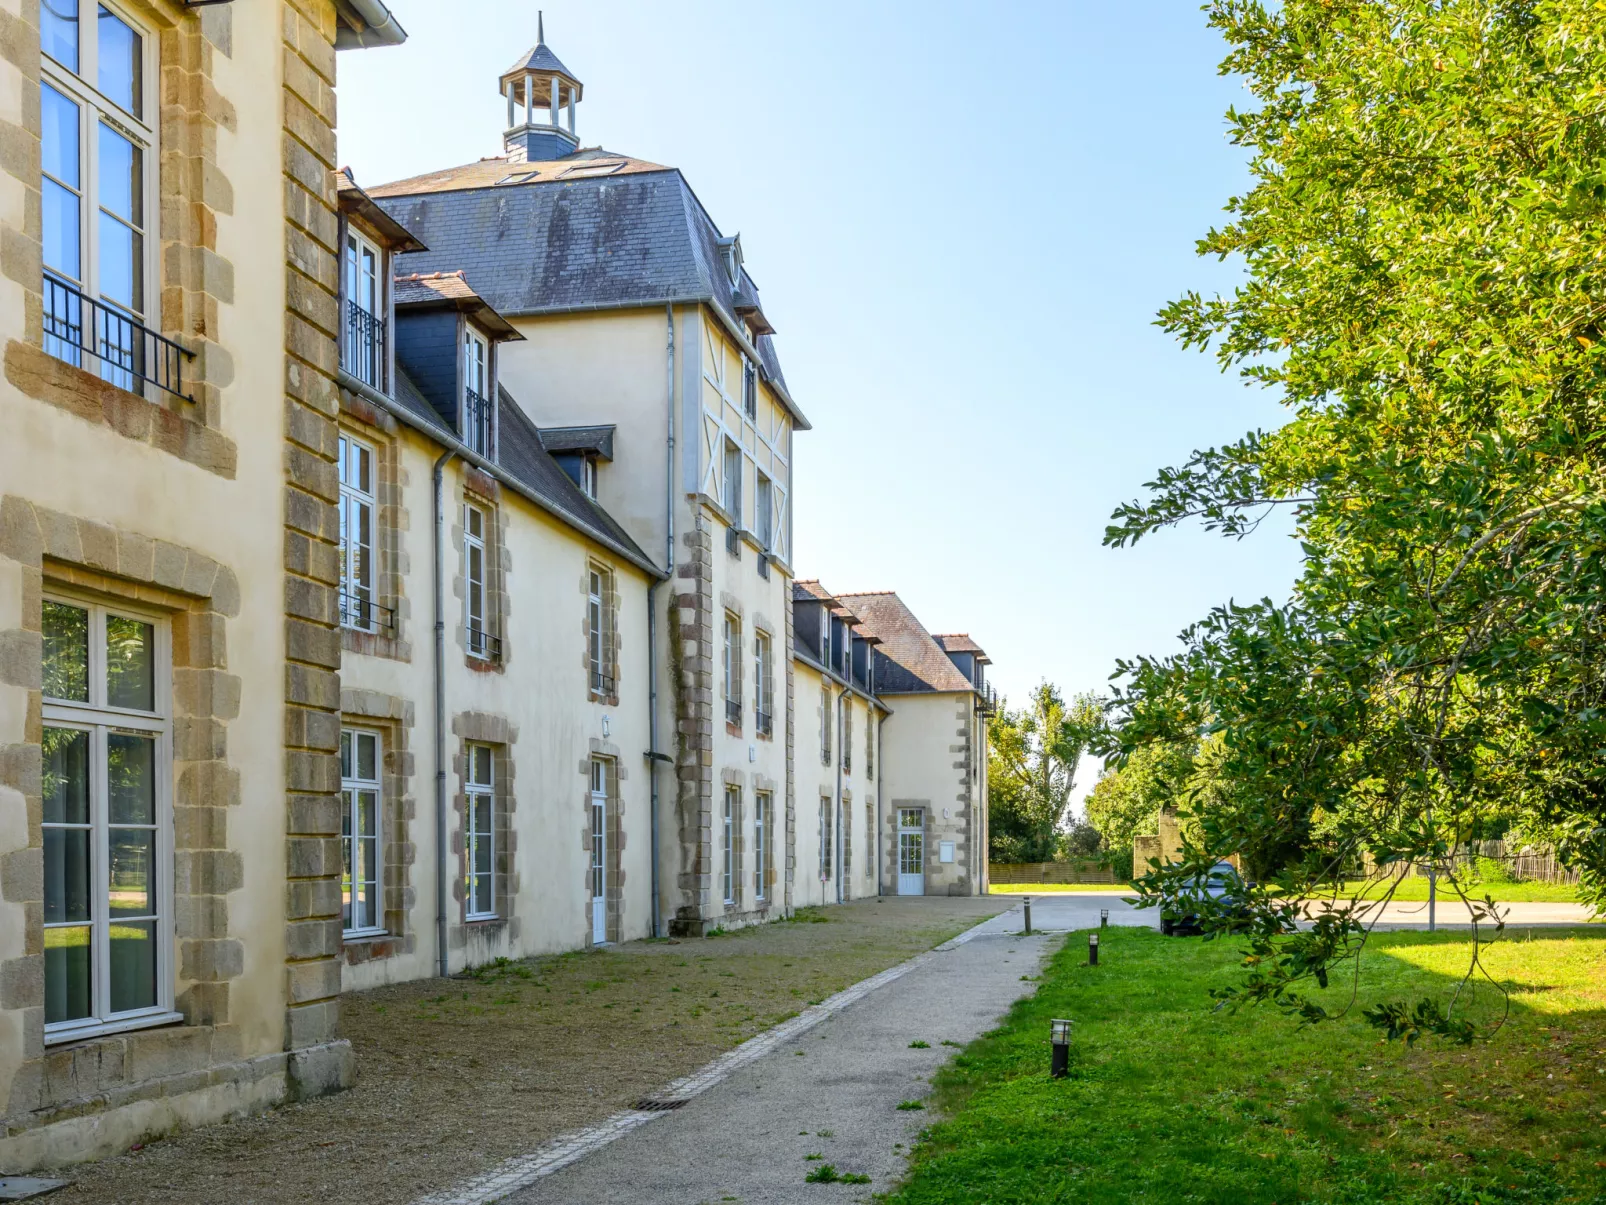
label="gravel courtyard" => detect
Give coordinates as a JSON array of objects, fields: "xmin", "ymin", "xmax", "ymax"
[{"xmin": 56, "ymin": 897, "xmax": 1006, "ymax": 1205}]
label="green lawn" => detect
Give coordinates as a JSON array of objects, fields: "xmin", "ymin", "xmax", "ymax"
[
  {"xmin": 1331, "ymin": 878, "xmax": 1581, "ymax": 904},
  {"xmin": 989, "ymin": 883, "xmax": 1133, "ymax": 894},
  {"xmin": 889, "ymin": 926, "xmax": 1606, "ymax": 1205}
]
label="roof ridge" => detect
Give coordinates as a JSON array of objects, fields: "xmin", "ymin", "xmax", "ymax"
[{"xmin": 395, "ymin": 269, "xmax": 467, "ymax": 282}]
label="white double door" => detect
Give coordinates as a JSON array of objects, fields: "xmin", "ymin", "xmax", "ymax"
[{"xmin": 897, "ymin": 808, "xmax": 925, "ymax": 896}]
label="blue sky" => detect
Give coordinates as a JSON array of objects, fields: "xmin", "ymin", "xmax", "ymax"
[{"xmin": 338, "ymin": 1, "xmax": 1301, "ymax": 798}]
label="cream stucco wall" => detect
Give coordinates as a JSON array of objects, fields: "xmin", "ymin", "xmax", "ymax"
[
  {"xmin": 878, "ymin": 692, "xmax": 985, "ymax": 896},
  {"xmin": 0, "ymin": 0, "xmax": 310, "ymax": 1167},
  {"xmin": 791, "ymin": 659, "xmax": 882, "ymax": 906},
  {"xmin": 338, "ymin": 424, "xmax": 655, "ymax": 991}
]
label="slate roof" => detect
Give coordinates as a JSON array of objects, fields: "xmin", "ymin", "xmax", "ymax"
[
  {"xmin": 934, "ymin": 633, "xmax": 991, "ymax": 662},
  {"xmin": 393, "ymin": 270, "xmax": 523, "ymax": 340},
  {"xmin": 539, "ymin": 424, "xmax": 615, "ymax": 461},
  {"xmin": 387, "ymin": 366, "xmax": 652, "ymax": 572},
  {"xmin": 834, "ymin": 592, "xmax": 979, "ymax": 695},
  {"xmin": 503, "ymin": 41, "xmax": 580, "ymax": 86},
  {"xmin": 369, "ymin": 150, "xmax": 808, "ymax": 429},
  {"xmin": 792, "ymin": 579, "xmax": 836, "ymax": 604}
]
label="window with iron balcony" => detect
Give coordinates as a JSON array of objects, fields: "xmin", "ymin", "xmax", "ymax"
[
  {"xmin": 343, "ymin": 227, "xmax": 386, "ymax": 391},
  {"xmin": 40, "ymin": 1, "xmax": 195, "ymax": 402},
  {"xmin": 463, "ymin": 326, "xmax": 494, "ymax": 459}
]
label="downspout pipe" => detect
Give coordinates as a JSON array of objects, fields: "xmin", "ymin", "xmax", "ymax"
[
  {"xmin": 876, "ymin": 709, "xmax": 888, "ymax": 898},
  {"xmin": 432, "ymin": 447, "xmax": 458, "ymax": 980},
  {"xmin": 647, "ymin": 304, "xmax": 675, "ymax": 938}
]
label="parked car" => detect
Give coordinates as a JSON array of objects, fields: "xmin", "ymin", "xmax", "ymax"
[{"xmin": 1160, "ymin": 860, "xmax": 1252, "ymax": 936}]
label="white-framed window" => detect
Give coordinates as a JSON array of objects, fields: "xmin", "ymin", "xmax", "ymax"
[
  {"xmin": 866, "ymin": 801, "xmax": 874, "ymax": 880},
  {"xmin": 465, "ymin": 743, "xmax": 495, "ymax": 919},
  {"xmin": 722, "ymin": 440, "xmax": 742, "ymax": 528},
  {"xmin": 342, "ymin": 227, "xmax": 383, "ymax": 388},
  {"xmin": 741, "ymin": 356, "xmax": 757, "ymax": 419},
  {"xmin": 843, "ymin": 699, "xmax": 853, "ymax": 775},
  {"xmin": 41, "ymin": 594, "xmax": 174, "ymax": 1043},
  {"xmin": 867, "ymin": 719, "xmax": 875, "ymax": 780},
  {"xmin": 338, "ymin": 434, "xmax": 377, "ymax": 632},
  {"xmin": 754, "ymin": 791, "xmax": 770, "ymax": 902},
  {"xmin": 723, "ymin": 613, "xmax": 742, "ymax": 727},
  {"xmin": 818, "ymin": 800, "xmax": 833, "ymax": 882},
  {"xmin": 754, "ymin": 630, "xmax": 773, "ymax": 737},
  {"xmin": 755, "ymin": 474, "xmax": 773, "ymax": 550},
  {"xmin": 340, "ymin": 729, "xmax": 383, "ymax": 936},
  {"xmin": 464, "ymin": 502, "xmax": 493, "ymax": 660},
  {"xmin": 820, "ymin": 685, "xmax": 832, "ymax": 765},
  {"xmin": 588, "ymin": 565, "xmax": 610, "ymax": 694},
  {"xmin": 590, "ymin": 757, "xmax": 607, "ymax": 941},
  {"xmin": 463, "ymin": 327, "xmax": 492, "ymax": 457},
  {"xmin": 722, "ymin": 786, "xmax": 738, "ymax": 905},
  {"xmin": 41, "ymin": 1, "xmax": 157, "ymax": 392},
  {"xmin": 580, "ymin": 456, "xmax": 598, "ymax": 500}
]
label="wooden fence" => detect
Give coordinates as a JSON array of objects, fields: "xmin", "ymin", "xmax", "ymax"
[
  {"xmin": 1364, "ymin": 840, "xmax": 1579, "ymax": 886},
  {"xmin": 989, "ymin": 860, "xmax": 1117, "ymax": 885}
]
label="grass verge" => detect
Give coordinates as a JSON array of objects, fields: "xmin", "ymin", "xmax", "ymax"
[
  {"xmin": 989, "ymin": 883, "xmax": 1133, "ymax": 894},
  {"xmin": 1332, "ymin": 877, "xmax": 1582, "ymax": 904},
  {"xmin": 888, "ymin": 925, "xmax": 1606, "ymax": 1205}
]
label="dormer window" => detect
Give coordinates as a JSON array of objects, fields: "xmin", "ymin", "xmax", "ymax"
[
  {"xmin": 463, "ymin": 326, "xmax": 493, "ymax": 458},
  {"xmin": 580, "ymin": 456, "xmax": 598, "ymax": 500},
  {"xmin": 343, "ymin": 228, "xmax": 384, "ymax": 389},
  {"xmin": 719, "ymin": 234, "xmax": 743, "ymax": 287}
]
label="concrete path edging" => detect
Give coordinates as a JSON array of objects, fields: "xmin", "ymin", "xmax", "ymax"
[{"xmin": 411, "ymin": 913, "xmax": 1012, "ymax": 1205}]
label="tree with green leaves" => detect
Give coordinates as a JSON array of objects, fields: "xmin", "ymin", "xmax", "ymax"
[
  {"xmin": 987, "ymin": 684, "xmax": 1103, "ymax": 863},
  {"xmin": 1104, "ymin": 0, "xmax": 1606, "ymax": 1044},
  {"xmin": 1083, "ymin": 741, "xmax": 1191, "ymax": 854}
]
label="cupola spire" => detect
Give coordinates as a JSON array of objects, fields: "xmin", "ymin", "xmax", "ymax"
[{"xmin": 498, "ymin": 16, "xmax": 583, "ymax": 162}]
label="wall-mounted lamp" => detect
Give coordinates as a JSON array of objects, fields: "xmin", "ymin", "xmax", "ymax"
[{"xmin": 1050, "ymin": 1018, "xmax": 1072, "ymax": 1079}]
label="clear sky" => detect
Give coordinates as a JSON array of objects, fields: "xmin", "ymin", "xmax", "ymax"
[{"xmin": 337, "ymin": 1, "xmax": 1301, "ymax": 802}]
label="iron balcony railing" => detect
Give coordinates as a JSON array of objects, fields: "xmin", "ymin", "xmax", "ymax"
[
  {"xmin": 756, "ymin": 707, "xmax": 773, "ymax": 737},
  {"xmin": 343, "ymin": 299, "xmax": 386, "ymax": 392},
  {"xmin": 975, "ymin": 682, "xmax": 998, "ymax": 713},
  {"xmin": 591, "ymin": 670, "xmax": 616, "ymax": 697},
  {"xmin": 44, "ymin": 275, "xmax": 194, "ymax": 401},
  {"xmin": 726, "ymin": 694, "xmax": 743, "ymax": 726},
  {"xmin": 339, "ymin": 591, "xmax": 395, "ymax": 634},
  {"xmin": 464, "ymin": 387, "xmax": 494, "ymax": 459},
  {"xmin": 725, "ymin": 525, "xmax": 741, "ymax": 558},
  {"xmin": 467, "ymin": 627, "xmax": 503, "ymax": 663}
]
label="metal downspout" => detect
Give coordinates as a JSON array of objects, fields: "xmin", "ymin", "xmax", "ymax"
[
  {"xmin": 647, "ymin": 303, "xmax": 675, "ymax": 938},
  {"xmin": 432, "ymin": 448, "xmax": 457, "ymax": 979},
  {"xmin": 876, "ymin": 709, "xmax": 888, "ymax": 897}
]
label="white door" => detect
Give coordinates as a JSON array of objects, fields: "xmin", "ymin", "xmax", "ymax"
[
  {"xmin": 590, "ymin": 760, "xmax": 607, "ymax": 943},
  {"xmin": 897, "ymin": 808, "xmax": 925, "ymax": 896}
]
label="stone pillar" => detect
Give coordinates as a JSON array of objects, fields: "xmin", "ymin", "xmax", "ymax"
[{"xmin": 279, "ymin": 0, "xmax": 351, "ymax": 1095}]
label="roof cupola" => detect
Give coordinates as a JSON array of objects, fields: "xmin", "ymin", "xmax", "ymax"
[{"xmin": 499, "ymin": 13, "xmax": 582, "ymax": 162}]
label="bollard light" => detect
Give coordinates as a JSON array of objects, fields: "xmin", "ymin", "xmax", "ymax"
[
  {"xmin": 1050, "ymin": 1018, "xmax": 1072, "ymax": 1078},
  {"xmin": 1100, "ymin": 908, "xmax": 1109, "ymax": 928},
  {"xmin": 1089, "ymin": 932, "xmax": 1100, "ymax": 966},
  {"xmin": 1024, "ymin": 896, "xmax": 1033, "ymax": 935}
]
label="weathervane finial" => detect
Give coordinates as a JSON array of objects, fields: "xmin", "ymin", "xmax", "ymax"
[{"xmin": 538, "ymin": 10, "xmax": 545, "ymax": 44}]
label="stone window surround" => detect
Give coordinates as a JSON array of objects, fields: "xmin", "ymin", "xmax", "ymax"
[
  {"xmin": 817, "ymin": 788, "xmax": 833, "ymax": 884},
  {"xmin": 580, "ymin": 740, "xmax": 626, "ymax": 945},
  {"xmin": 335, "ymin": 398, "xmax": 411, "ymax": 663},
  {"xmin": 0, "ymin": 497, "xmax": 249, "ymax": 1137},
  {"xmin": 453, "ymin": 471, "xmax": 509, "ymax": 673},
  {"xmin": 582, "ymin": 560, "xmax": 621, "ymax": 708},
  {"xmin": 2, "ymin": 5, "xmax": 240, "ymax": 478},
  {"xmin": 338, "ymin": 690, "xmax": 416, "ymax": 968},
  {"xmin": 750, "ymin": 774, "xmax": 778, "ymax": 905},
  {"xmin": 887, "ymin": 798, "xmax": 932, "ymax": 889},
  {"xmin": 751, "ymin": 613, "xmax": 775, "ymax": 744},
  {"xmin": 842, "ymin": 786, "xmax": 854, "ymax": 883},
  {"xmin": 718, "ymin": 768, "xmax": 745, "ymax": 914},
  {"xmin": 449, "ymin": 712, "xmax": 518, "ymax": 948}
]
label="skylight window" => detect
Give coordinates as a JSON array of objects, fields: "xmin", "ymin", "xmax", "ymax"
[
  {"xmin": 559, "ymin": 160, "xmax": 625, "ymax": 178},
  {"xmin": 495, "ymin": 170, "xmax": 541, "ymax": 186}
]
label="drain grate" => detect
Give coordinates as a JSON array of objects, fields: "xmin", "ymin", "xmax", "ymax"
[{"xmin": 633, "ymin": 1098, "xmax": 688, "ymax": 1113}]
